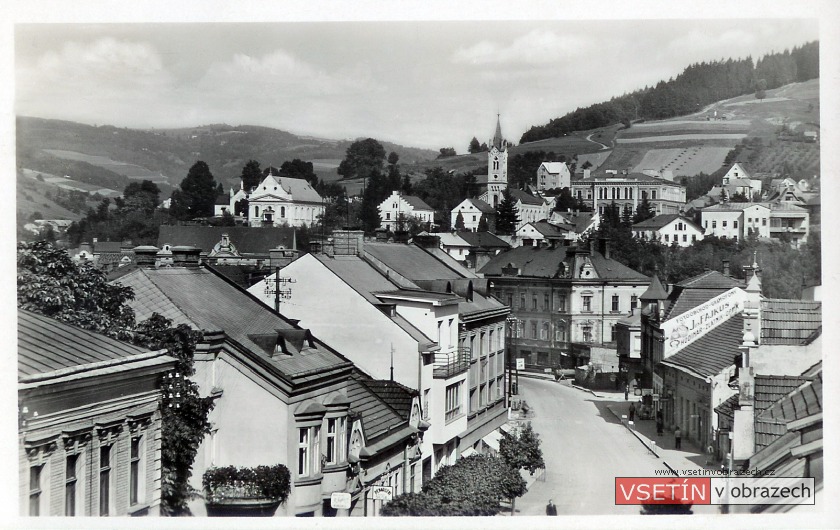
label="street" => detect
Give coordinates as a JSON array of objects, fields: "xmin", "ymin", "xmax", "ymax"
[{"xmin": 513, "ymin": 377, "xmax": 712, "ymax": 516}]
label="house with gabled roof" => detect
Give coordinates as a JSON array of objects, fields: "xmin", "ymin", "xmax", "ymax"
[
  {"xmin": 247, "ymin": 232, "xmax": 468, "ymax": 494},
  {"xmin": 515, "ymin": 220, "xmax": 574, "ymax": 247},
  {"xmin": 536, "ymin": 162, "xmax": 571, "ymax": 191},
  {"xmin": 378, "ymin": 190, "xmax": 435, "ymax": 231},
  {"xmin": 228, "ymin": 172, "xmax": 324, "ymax": 227},
  {"xmin": 18, "ymin": 310, "xmax": 176, "ymax": 517},
  {"xmin": 721, "ymin": 162, "xmax": 762, "ymax": 198},
  {"xmin": 631, "ymin": 214, "xmax": 704, "ymax": 247},
  {"xmin": 450, "ymin": 197, "xmax": 496, "ymax": 232},
  {"xmin": 508, "ymin": 188, "xmax": 552, "ymax": 231},
  {"xmin": 481, "ymin": 239, "xmax": 650, "ymax": 370},
  {"xmin": 115, "ymin": 251, "xmax": 417, "ymax": 517}
]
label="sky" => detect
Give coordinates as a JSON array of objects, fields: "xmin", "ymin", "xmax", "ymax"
[{"xmin": 14, "ymin": 18, "xmax": 820, "ymax": 152}]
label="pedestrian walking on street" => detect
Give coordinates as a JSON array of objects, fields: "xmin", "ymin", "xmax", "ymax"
[
  {"xmin": 674, "ymin": 427, "xmax": 682, "ymax": 449},
  {"xmin": 624, "ymin": 384, "xmax": 629, "ymax": 401},
  {"xmin": 629, "ymin": 403, "xmax": 636, "ymax": 422},
  {"xmin": 546, "ymin": 499, "xmax": 557, "ymax": 516},
  {"xmin": 656, "ymin": 411, "xmax": 663, "ymax": 436}
]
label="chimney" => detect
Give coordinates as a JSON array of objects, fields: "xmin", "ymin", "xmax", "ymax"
[
  {"xmin": 269, "ymin": 246, "xmax": 298, "ymax": 269},
  {"xmin": 599, "ymin": 237, "xmax": 611, "ymax": 260},
  {"xmin": 722, "ymin": 259, "xmax": 730, "ymax": 277},
  {"xmin": 171, "ymin": 245, "xmax": 201, "ymax": 267},
  {"xmin": 133, "ymin": 245, "xmax": 159, "ymax": 268},
  {"xmin": 332, "ymin": 229, "xmax": 364, "ymax": 256}
]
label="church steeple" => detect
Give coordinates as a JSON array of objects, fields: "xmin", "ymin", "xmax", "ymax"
[{"xmin": 492, "ymin": 113, "xmax": 504, "ymax": 150}]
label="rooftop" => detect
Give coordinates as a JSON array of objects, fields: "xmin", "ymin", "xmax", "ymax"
[
  {"xmin": 761, "ymin": 299, "xmax": 822, "ymax": 345},
  {"xmin": 539, "ymin": 162, "xmax": 569, "ymax": 174},
  {"xmin": 480, "ymin": 245, "xmax": 649, "ymax": 282},
  {"xmin": 661, "ymin": 315, "xmax": 743, "ymax": 378},
  {"xmin": 364, "ymin": 241, "xmax": 470, "ymax": 282},
  {"xmin": 632, "ymin": 214, "xmax": 702, "ymax": 232},
  {"xmin": 345, "ymin": 373, "xmax": 414, "ymax": 442},
  {"xmin": 759, "ymin": 371, "xmax": 822, "ymax": 424},
  {"xmin": 117, "ymin": 266, "xmax": 349, "ymax": 378},
  {"xmin": 461, "ymin": 198, "xmax": 496, "ymax": 214},
  {"xmin": 508, "ymin": 188, "xmax": 544, "ymax": 206},
  {"xmin": 157, "ymin": 225, "xmax": 296, "ymax": 256},
  {"xmin": 18, "ymin": 310, "xmax": 161, "ymax": 379},
  {"xmin": 703, "ymin": 202, "xmax": 770, "ymax": 212},
  {"xmin": 457, "ymin": 231, "xmax": 509, "ymax": 249}
]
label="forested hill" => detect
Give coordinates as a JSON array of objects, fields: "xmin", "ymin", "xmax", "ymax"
[{"xmin": 520, "ymin": 41, "xmax": 819, "ymax": 143}]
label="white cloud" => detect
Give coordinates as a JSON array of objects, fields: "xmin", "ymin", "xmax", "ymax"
[{"xmin": 451, "ymin": 29, "xmax": 588, "ymax": 65}]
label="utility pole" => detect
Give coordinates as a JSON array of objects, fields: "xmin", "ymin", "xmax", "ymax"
[{"xmin": 263, "ymin": 267, "xmax": 295, "ymax": 312}]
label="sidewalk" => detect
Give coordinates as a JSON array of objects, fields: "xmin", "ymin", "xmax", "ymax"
[{"xmin": 606, "ymin": 401, "xmax": 719, "ymax": 476}]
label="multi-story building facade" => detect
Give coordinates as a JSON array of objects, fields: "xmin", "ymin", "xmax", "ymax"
[
  {"xmin": 700, "ymin": 203, "xmax": 771, "ymax": 241},
  {"xmin": 481, "ymin": 239, "xmax": 650, "ymax": 370},
  {"xmin": 228, "ymin": 172, "xmax": 325, "ymax": 228},
  {"xmin": 450, "ymin": 198, "xmax": 496, "ymax": 232},
  {"xmin": 571, "ymin": 172, "xmax": 686, "ymax": 217},
  {"xmin": 536, "ymin": 162, "xmax": 571, "ymax": 191},
  {"xmin": 18, "ymin": 310, "xmax": 176, "ymax": 517}
]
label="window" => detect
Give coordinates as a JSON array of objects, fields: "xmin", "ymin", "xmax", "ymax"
[
  {"xmin": 298, "ymin": 428, "xmax": 309, "ymax": 477},
  {"xmin": 712, "ymin": 220, "xmax": 717, "ymax": 229},
  {"xmin": 386, "ymin": 213, "xmax": 391, "ymax": 220},
  {"xmin": 280, "ymin": 206, "xmax": 286, "ymax": 218},
  {"xmin": 762, "ymin": 218, "xmax": 767, "ymax": 226},
  {"xmin": 519, "ymin": 293, "xmax": 525, "ymax": 309},
  {"xmin": 488, "ymin": 329, "xmax": 495, "ymax": 353},
  {"xmin": 507, "ymin": 293, "xmax": 513, "ymax": 307},
  {"xmin": 423, "ymin": 389, "xmax": 430, "ymax": 420},
  {"xmin": 692, "ymin": 235, "xmax": 697, "ymax": 242},
  {"xmin": 130, "ymin": 436, "xmax": 142, "ymax": 506},
  {"xmin": 469, "ymin": 388, "xmax": 478, "ymax": 413},
  {"xmin": 557, "ymin": 294, "xmax": 566, "ymax": 312},
  {"xmin": 445, "ymin": 383, "xmax": 462, "ymax": 422},
  {"xmin": 30, "ymin": 465, "xmax": 43, "ymax": 516},
  {"xmin": 734, "ymin": 220, "xmax": 739, "ymax": 229},
  {"xmin": 479, "ymin": 384, "xmax": 486, "ymax": 406},
  {"xmin": 682, "ymin": 234, "xmax": 687, "ymax": 242},
  {"xmin": 664, "ymin": 234, "xmax": 669, "ymax": 242},
  {"xmin": 705, "ymin": 221, "xmax": 708, "ymax": 228},
  {"xmin": 582, "ymin": 325, "xmax": 593, "ymax": 343},
  {"xmin": 99, "ymin": 445, "xmax": 112, "ymax": 516},
  {"xmin": 555, "ymin": 322, "xmax": 567, "ymax": 342},
  {"xmin": 610, "ymin": 324, "xmax": 616, "ymax": 342},
  {"xmin": 410, "ymin": 464, "xmax": 417, "ymax": 493},
  {"xmin": 473, "ymin": 215, "xmax": 476, "ymax": 222},
  {"xmin": 312, "ymin": 426, "xmax": 321, "ymax": 475},
  {"xmin": 326, "ymin": 419, "xmax": 338, "ymax": 464},
  {"xmin": 611, "ymin": 295, "xmax": 619, "ymax": 312},
  {"xmin": 651, "ymin": 190, "xmax": 657, "ymax": 200},
  {"xmin": 722, "ymin": 220, "xmax": 727, "ymax": 227},
  {"xmin": 532, "ymin": 295, "xmax": 537, "ymax": 310},
  {"xmin": 544, "ymin": 293, "xmax": 549, "ymax": 311},
  {"xmin": 541, "ymin": 322, "xmax": 549, "ymax": 340},
  {"xmin": 631, "ymin": 295, "xmax": 638, "ymax": 311},
  {"xmin": 66, "ymin": 454, "xmax": 79, "ymax": 516},
  {"xmin": 531, "ymin": 322, "xmax": 537, "ymax": 338},
  {"xmin": 582, "ymin": 296, "xmax": 592, "ymax": 312}
]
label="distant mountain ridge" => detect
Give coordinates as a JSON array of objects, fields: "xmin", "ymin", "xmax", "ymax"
[{"xmin": 16, "ymin": 116, "xmax": 439, "ymax": 193}]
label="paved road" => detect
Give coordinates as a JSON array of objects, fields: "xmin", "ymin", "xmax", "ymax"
[
  {"xmin": 513, "ymin": 377, "xmax": 694, "ymax": 516},
  {"xmin": 584, "ymin": 132, "xmax": 611, "ymax": 150}
]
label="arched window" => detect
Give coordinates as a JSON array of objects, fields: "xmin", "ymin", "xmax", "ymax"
[
  {"xmin": 281, "ymin": 206, "xmax": 286, "ymax": 217},
  {"xmin": 493, "ymin": 158, "xmax": 499, "ymax": 170},
  {"xmin": 254, "ymin": 206, "xmax": 260, "ymax": 217}
]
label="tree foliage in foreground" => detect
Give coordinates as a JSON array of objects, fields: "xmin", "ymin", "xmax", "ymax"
[
  {"xmin": 381, "ymin": 454, "xmax": 526, "ymax": 516},
  {"xmin": 499, "ymin": 422, "xmax": 545, "ymax": 475},
  {"xmin": 17, "ymin": 241, "xmax": 214, "ymax": 515}
]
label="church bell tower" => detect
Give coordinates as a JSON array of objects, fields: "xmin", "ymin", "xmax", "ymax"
[{"xmin": 487, "ymin": 114, "xmax": 508, "ymax": 208}]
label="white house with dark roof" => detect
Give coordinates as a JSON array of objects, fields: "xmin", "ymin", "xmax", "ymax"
[
  {"xmin": 508, "ymin": 188, "xmax": 552, "ymax": 231},
  {"xmin": 632, "ymin": 214, "xmax": 704, "ymax": 247},
  {"xmin": 378, "ymin": 190, "xmax": 435, "ymax": 231},
  {"xmin": 536, "ymin": 162, "xmax": 571, "ymax": 191},
  {"xmin": 701, "ymin": 202, "xmax": 770, "ymax": 241},
  {"xmin": 450, "ymin": 198, "xmax": 496, "ymax": 232},
  {"xmin": 228, "ymin": 173, "xmax": 324, "ymax": 228},
  {"xmin": 721, "ymin": 163, "xmax": 762, "ymax": 198}
]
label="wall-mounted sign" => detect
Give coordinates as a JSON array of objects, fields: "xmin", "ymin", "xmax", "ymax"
[
  {"xmin": 660, "ymin": 287, "xmax": 746, "ymax": 358},
  {"xmin": 331, "ymin": 492, "xmax": 351, "ymax": 509},
  {"xmin": 516, "ymin": 358, "xmax": 525, "ymax": 370},
  {"xmin": 370, "ymin": 486, "xmax": 393, "ymax": 501}
]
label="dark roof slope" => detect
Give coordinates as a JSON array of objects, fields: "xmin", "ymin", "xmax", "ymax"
[
  {"xmin": 18, "ymin": 310, "xmax": 154, "ymax": 378},
  {"xmin": 401, "ymin": 195, "xmax": 434, "ymax": 211},
  {"xmin": 663, "ymin": 271, "xmax": 743, "ymax": 320},
  {"xmin": 662, "ymin": 315, "xmax": 743, "ymax": 377},
  {"xmin": 117, "ymin": 267, "xmax": 348, "ymax": 377},
  {"xmin": 759, "ymin": 371, "xmax": 822, "ymax": 424},
  {"xmin": 157, "ymin": 225, "xmax": 295, "ymax": 255},
  {"xmin": 463, "ymin": 198, "xmax": 496, "ymax": 214},
  {"xmin": 457, "ymin": 231, "xmax": 509, "ymax": 249},
  {"xmin": 508, "ymin": 188, "xmax": 544, "ymax": 205},
  {"xmin": 480, "ymin": 246, "xmax": 569, "ymax": 278},
  {"xmin": 676, "ymin": 270, "xmax": 742, "ymax": 289},
  {"xmin": 364, "ymin": 242, "xmax": 467, "ymax": 281},
  {"xmin": 760, "ymin": 299, "xmax": 822, "ymax": 345},
  {"xmin": 588, "ymin": 251, "xmax": 650, "ymax": 281}
]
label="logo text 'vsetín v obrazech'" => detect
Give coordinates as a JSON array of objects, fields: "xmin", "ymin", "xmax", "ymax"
[{"xmin": 615, "ymin": 477, "xmax": 815, "ymax": 506}]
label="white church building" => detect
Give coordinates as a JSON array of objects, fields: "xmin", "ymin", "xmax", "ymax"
[{"xmin": 224, "ymin": 172, "xmax": 325, "ymax": 228}]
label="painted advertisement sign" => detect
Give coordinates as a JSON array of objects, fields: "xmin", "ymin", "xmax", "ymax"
[{"xmin": 661, "ymin": 287, "xmax": 745, "ymax": 358}]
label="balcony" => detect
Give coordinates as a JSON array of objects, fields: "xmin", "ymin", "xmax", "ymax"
[
  {"xmin": 433, "ymin": 347, "xmax": 471, "ymax": 379},
  {"xmin": 770, "ymin": 225, "xmax": 807, "ymax": 234}
]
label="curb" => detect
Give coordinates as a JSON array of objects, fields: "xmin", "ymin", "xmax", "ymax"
[
  {"xmin": 606, "ymin": 404, "xmax": 679, "ymax": 476},
  {"xmin": 570, "ymin": 384, "xmax": 599, "ymax": 396}
]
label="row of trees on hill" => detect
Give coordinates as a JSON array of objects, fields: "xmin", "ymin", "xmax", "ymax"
[
  {"xmin": 586, "ymin": 202, "xmax": 821, "ymax": 299},
  {"xmin": 521, "ymin": 42, "xmax": 819, "ymax": 143}
]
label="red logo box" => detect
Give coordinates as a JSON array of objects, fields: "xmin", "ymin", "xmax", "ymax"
[{"xmin": 615, "ymin": 477, "xmax": 711, "ymax": 505}]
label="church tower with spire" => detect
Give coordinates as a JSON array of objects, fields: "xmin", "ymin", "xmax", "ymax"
[{"xmin": 486, "ymin": 114, "xmax": 509, "ymax": 208}]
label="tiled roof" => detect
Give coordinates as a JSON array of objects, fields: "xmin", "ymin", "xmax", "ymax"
[
  {"xmin": 117, "ymin": 267, "xmax": 349, "ymax": 378},
  {"xmin": 420, "ymin": 246, "xmax": 479, "ymax": 278},
  {"xmin": 525, "ymin": 221, "xmax": 569, "ymax": 238},
  {"xmin": 661, "ymin": 315, "xmax": 743, "ymax": 377},
  {"xmin": 252, "ymin": 174, "xmax": 323, "ymax": 203},
  {"xmin": 479, "ymin": 245, "xmax": 570, "ymax": 278},
  {"xmin": 157, "ymin": 225, "xmax": 295, "ymax": 255},
  {"xmin": 345, "ymin": 379, "xmax": 406, "ymax": 441},
  {"xmin": 703, "ymin": 202, "xmax": 770, "ymax": 212},
  {"xmin": 640, "ymin": 274, "xmax": 668, "ymax": 301},
  {"xmin": 401, "ymin": 195, "xmax": 434, "ymax": 211},
  {"xmin": 540, "ymin": 162, "xmax": 568, "ymax": 174},
  {"xmin": 760, "ymin": 299, "xmax": 821, "ymax": 345},
  {"xmin": 588, "ymin": 252, "xmax": 650, "ymax": 281},
  {"xmin": 463, "ymin": 198, "xmax": 496, "ymax": 214},
  {"xmin": 508, "ymin": 188, "xmax": 544, "ymax": 206},
  {"xmin": 363, "ymin": 242, "xmax": 468, "ymax": 281},
  {"xmin": 457, "ymin": 231, "xmax": 509, "ymax": 249},
  {"xmin": 18, "ymin": 310, "xmax": 156, "ymax": 379},
  {"xmin": 759, "ymin": 371, "xmax": 822, "ymax": 424},
  {"xmin": 632, "ymin": 214, "xmax": 702, "ymax": 232},
  {"xmin": 754, "ymin": 375, "xmax": 812, "ymax": 411},
  {"xmin": 664, "ymin": 289, "xmax": 724, "ymax": 320},
  {"xmin": 93, "ymin": 241, "xmax": 124, "ymax": 254},
  {"xmin": 676, "ymin": 270, "xmax": 742, "ymax": 289},
  {"xmin": 358, "ymin": 376, "xmax": 416, "ymax": 419},
  {"xmin": 715, "ymin": 394, "xmax": 738, "ymax": 420}
]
